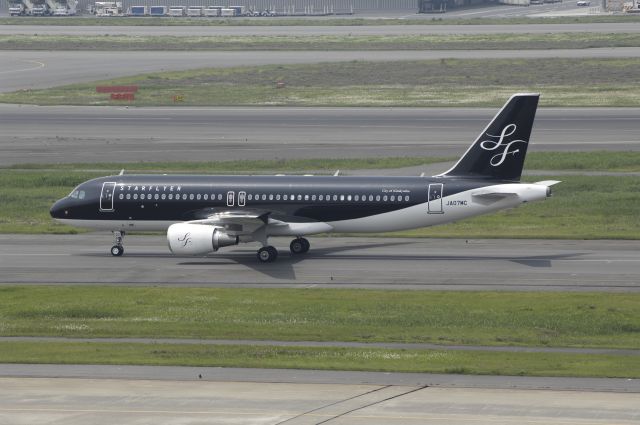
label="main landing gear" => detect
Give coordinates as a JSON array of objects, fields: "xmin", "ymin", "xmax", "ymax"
[
  {"xmin": 256, "ymin": 238, "xmax": 310, "ymax": 263},
  {"xmin": 110, "ymin": 231, "xmax": 125, "ymax": 257}
]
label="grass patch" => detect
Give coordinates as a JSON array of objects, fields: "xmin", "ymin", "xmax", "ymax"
[
  {"xmin": 3, "ymin": 58, "xmax": 640, "ymax": 107},
  {"xmin": 0, "ymin": 341, "xmax": 637, "ymax": 378},
  {"xmin": 2, "ymin": 153, "xmax": 640, "ymax": 236},
  {"xmin": 3, "ymin": 33, "xmax": 640, "ymax": 51},
  {"xmin": 1, "ymin": 287, "xmax": 640, "ymax": 349}
]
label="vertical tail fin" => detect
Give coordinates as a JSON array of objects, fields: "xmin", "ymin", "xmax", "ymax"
[{"xmin": 439, "ymin": 93, "xmax": 539, "ymax": 181}]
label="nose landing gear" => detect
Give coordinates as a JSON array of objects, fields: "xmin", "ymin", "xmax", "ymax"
[{"xmin": 111, "ymin": 231, "xmax": 125, "ymax": 257}]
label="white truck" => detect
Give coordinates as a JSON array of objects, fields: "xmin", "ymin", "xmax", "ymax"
[
  {"xmin": 203, "ymin": 6, "xmax": 220, "ymax": 16},
  {"xmin": 94, "ymin": 1, "xmax": 123, "ymax": 16},
  {"xmin": 51, "ymin": 0, "xmax": 77, "ymax": 15},
  {"xmin": 168, "ymin": 5, "xmax": 185, "ymax": 16},
  {"xmin": 8, "ymin": 0, "xmax": 26, "ymax": 15},
  {"xmin": 187, "ymin": 5, "xmax": 203, "ymax": 16}
]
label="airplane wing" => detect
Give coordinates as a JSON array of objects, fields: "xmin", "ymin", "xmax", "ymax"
[{"xmin": 186, "ymin": 209, "xmax": 276, "ymax": 235}]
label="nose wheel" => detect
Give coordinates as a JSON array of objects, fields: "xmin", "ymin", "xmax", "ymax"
[
  {"xmin": 257, "ymin": 246, "xmax": 278, "ymax": 263},
  {"xmin": 110, "ymin": 231, "xmax": 125, "ymax": 257},
  {"xmin": 290, "ymin": 237, "xmax": 310, "ymax": 255}
]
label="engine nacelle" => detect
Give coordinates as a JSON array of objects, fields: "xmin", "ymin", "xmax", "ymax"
[{"xmin": 167, "ymin": 223, "xmax": 239, "ymax": 255}]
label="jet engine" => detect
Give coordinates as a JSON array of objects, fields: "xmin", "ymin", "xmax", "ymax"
[{"xmin": 167, "ymin": 223, "xmax": 239, "ymax": 255}]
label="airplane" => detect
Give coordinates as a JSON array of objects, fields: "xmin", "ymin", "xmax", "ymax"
[{"xmin": 50, "ymin": 93, "xmax": 559, "ymax": 263}]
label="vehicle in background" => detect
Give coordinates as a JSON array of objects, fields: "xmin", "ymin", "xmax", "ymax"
[
  {"xmin": 149, "ymin": 5, "xmax": 166, "ymax": 15},
  {"xmin": 30, "ymin": 0, "xmax": 50, "ymax": 15},
  {"xmin": 187, "ymin": 5, "xmax": 203, "ymax": 16},
  {"xmin": 168, "ymin": 5, "xmax": 185, "ymax": 16},
  {"xmin": 576, "ymin": 0, "xmax": 590, "ymax": 5},
  {"xmin": 94, "ymin": 1, "xmax": 123, "ymax": 16},
  {"xmin": 203, "ymin": 6, "xmax": 220, "ymax": 16},
  {"xmin": 220, "ymin": 7, "xmax": 234, "ymax": 16},
  {"xmin": 229, "ymin": 5, "xmax": 245, "ymax": 15},
  {"xmin": 128, "ymin": 5, "xmax": 147, "ymax": 15},
  {"xmin": 52, "ymin": 0, "xmax": 78, "ymax": 15},
  {"xmin": 8, "ymin": 0, "xmax": 25, "ymax": 15},
  {"xmin": 530, "ymin": 0, "xmax": 543, "ymax": 4}
]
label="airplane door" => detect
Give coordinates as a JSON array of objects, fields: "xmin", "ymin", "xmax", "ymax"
[
  {"xmin": 100, "ymin": 182, "xmax": 116, "ymax": 212},
  {"xmin": 227, "ymin": 191, "xmax": 235, "ymax": 206},
  {"xmin": 238, "ymin": 191, "xmax": 246, "ymax": 207},
  {"xmin": 428, "ymin": 183, "xmax": 444, "ymax": 214}
]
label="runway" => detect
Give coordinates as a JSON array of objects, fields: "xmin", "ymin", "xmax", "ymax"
[
  {"xmin": 0, "ymin": 364, "xmax": 638, "ymax": 425},
  {"xmin": 2, "ymin": 235, "xmax": 639, "ymax": 291},
  {"xmin": 2, "ymin": 48, "xmax": 640, "ymax": 92},
  {"xmin": 2, "ymin": 22, "xmax": 640, "ymax": 36},
  {"xmin": 1, "ymin": 105, "xmax": 638, "ymax": 165}
]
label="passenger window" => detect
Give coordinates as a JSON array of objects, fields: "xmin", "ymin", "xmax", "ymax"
[
  {"xmin": 391, "ymin": 196, "xmax": 395, "ymax": 201},
  {"xmin": 354, "ymin": 195, "xmax": 359, "ymax": 201},
  {"xmin": 248, "ymin": 194, "xmax": 253, "ymax": 201},
  {"xmin": 196, "ymin": 194, "xmax": 201, "ymax": 200},
  {"xmin": 283, "ymin": 195, "xmax": 288, "ymax": 201},
  {"xmin": 119, "ymin": 194, "xmax": 124, "ymax": 200},
  {"xmin": 369, "ymin": 195, "xmax": 373, "ymax": 201},
  {"xmin": 204, "ymin": 194, "xmax": 208, "ymax": 200},
  {"xmin": 333, "ymin": 195, "xmax": 338, "ymax": 201},
  {"xmin": 133, "ymin": 194, "xmax": 138, "ymax": 200},
  {"xmin": 126, "ymin": 194, "xmax": 131, "ymax": 200},
  {"xmin": 383, "ymin": 195, "xmax": 388, "ymax": 201},
  {"xmin": 312, "ymin": 195, "xmax": 316, "ymax": 201},
  {"xmin": 340, "ymin": 195, "xmax": 345, "ymax": 201},
  {"xmin": 319, "ymin": 195, "xmax": 323, "ymax": 201},
  {"xmin": 161, "ymin": 194, "xmax": 166, "ymax": 200},
  {"xmin": 376, "ymin": 195, "xmax": 381, "ymax": 201},
  {"xmin": 405, "ymin": 195, "xmax": 410, "ymax": 201},
  {"xmin": 297, "ymin": 195, "xmax": 302, "ymax": 201},
  {"xmin": 347, "ymin": 195, "xmax": 352, "ymax": 201},
  {"xmin": 304, "ymin": 195, "xmax": 309, "ymax": 201},
  {"xmin": 276, "ymin": 194, "xmax": 281, "ymax": 200},
  {"xmin": 217, "ymin": 194, "xmax": 223, "ymax": 201},
  {"xmin": 155, "ymin": 194, "xmax": 159, "ymax": 200},
  {"xmin": 262, "ymin": 194, "xmax": 267, "ymax": 201},
  {"xmin": 269, "ymin": 194, "xmax": 274, "ymax": 201}
]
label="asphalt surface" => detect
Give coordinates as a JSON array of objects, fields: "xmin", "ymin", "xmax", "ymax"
[
  {"xmin": 2, "ymin": 47, "xmax": 640, "ymax": 92},
  {"xmin": 1, "ymin": 375, "xmax": 638, "ymax": 425},
  {"xmin": 3, "ymin": 22, "xmax": 640, "ymax": 36},
  {"xmin": 2, "ymin": 105, "xmax": 638, "ymax": 165},
  {"xmin": 2, "ymin": 235, "xmax": 639, "ymax": 291}
]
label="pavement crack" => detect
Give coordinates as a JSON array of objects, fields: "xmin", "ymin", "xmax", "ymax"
[
  {"xmin": 314, "ymin": 385, "xmax": 429, "ymax": 425},
  {"xmin": 272, "ymin": 385, "xmax": 392, "ymax": 425}
]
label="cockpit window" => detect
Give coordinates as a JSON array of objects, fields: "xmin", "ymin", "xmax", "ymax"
[
  {"xmin": 69, "ymin": 190, "xmax": 79, "ymax": 199},
  {"xmin": 79, "ymin": 190, "xmax": 85, "ymax": 200}
]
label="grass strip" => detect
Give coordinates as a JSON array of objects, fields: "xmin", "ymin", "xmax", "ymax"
[
  {"xmin": 0, "ymin": 341, "xmax": 636, "ymax": 378},
  {"xmin": 2, "ymin": 15, "xmax": 640, "ymax": 26},
  {"xmin": 1, "ymin": 287, "xmax": 639, "ymax": 349},
  {"xmin": 3, "ymin": 58, "xmax": 640, "ymax": 107},
  {"xmin": 3, "ymin": 33, "xmax": 640, "ymax": 51}
]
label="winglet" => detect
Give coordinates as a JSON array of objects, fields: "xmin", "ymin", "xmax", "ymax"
[
  {"xmin": 119, "ymin": 169, "xmax": 125, "ymax": 176},
  {"xmin": 334, "ymin": 170, "xmax": 340, "ymax": 176}
]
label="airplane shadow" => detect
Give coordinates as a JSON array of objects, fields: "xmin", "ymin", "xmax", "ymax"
[{"xmin": 80, "ymin": 242, "xmax": 585, "ymax": 281}]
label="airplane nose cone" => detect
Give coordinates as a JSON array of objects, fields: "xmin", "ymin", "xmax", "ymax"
[{"xmin": 50, "ymin": 199, "xmax": 67, "ymax": 219}]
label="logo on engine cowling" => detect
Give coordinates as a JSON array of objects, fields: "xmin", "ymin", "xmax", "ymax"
[
  {"xmin": 480, "ymin": 123, "xmax": 528, "ymax": 167},
  {"xmin": 177, "ymin": 232, "xmax": 192, "ymax": 247}
]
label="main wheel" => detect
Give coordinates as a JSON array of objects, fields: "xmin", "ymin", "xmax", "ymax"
[
  {"xmin": 290, "ymin": 238, "xmax": 310, "ymax": 254},
  {"xmin": 300, "ymin": 238, "xmax": 310, "ymax": 253},
  {"xmin": 257, "ymin": 246, "xmax": 278, "ymax": 263},
  {"xmin": 290, "ymin": 238, "xmax": 305, "ymax": 254},
  {"xmin": 111, "ymin": 245, "xmax": 124, "ymax": 257}
]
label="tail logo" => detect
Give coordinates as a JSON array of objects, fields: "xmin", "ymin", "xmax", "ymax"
[
  {"xmin": 480, "ymin": 124, "xmax": 528, "ymax": 167},
  {"xmin": 178, "ymin": 232, "xmax": 191, "ymax": 247}
]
